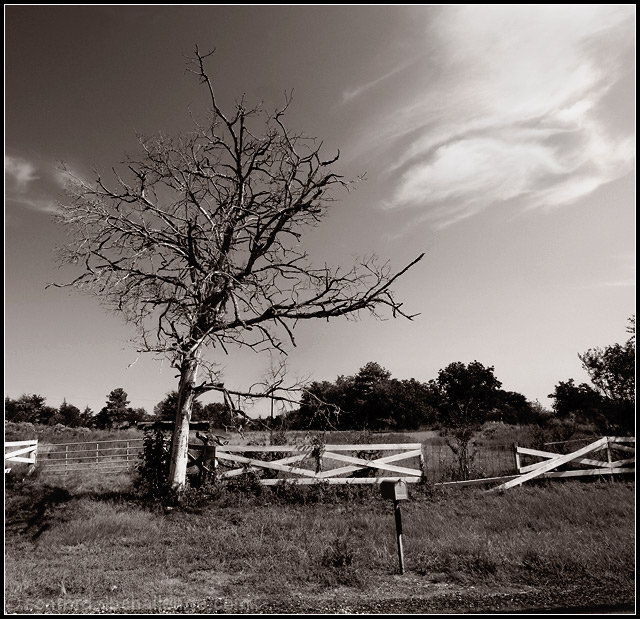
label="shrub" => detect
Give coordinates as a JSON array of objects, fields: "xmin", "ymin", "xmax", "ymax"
[{"xmin": 134, "ymin": 426, "xmax": 171, "ymax": 499}]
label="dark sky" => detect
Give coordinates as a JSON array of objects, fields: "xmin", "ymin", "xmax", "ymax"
[{"xmin": 5, "ymin": 5, "xmax": 635, "ymax": 415}]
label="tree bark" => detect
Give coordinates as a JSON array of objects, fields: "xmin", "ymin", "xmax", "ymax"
[{"xmin": 168, "ymin": 354, "xmax": 201, "ymax": 490}]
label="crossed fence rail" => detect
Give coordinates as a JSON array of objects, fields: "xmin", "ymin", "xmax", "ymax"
[{"xmin": 5, "ymin": 440, "xmax": 38, "ymax": 474}]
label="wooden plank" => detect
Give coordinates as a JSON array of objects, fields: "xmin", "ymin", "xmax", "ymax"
[
  {"xmin": 607, "ymin": 436, "xmax": 635, "ymax": 444},
  {"xmin": 217, "ymin": 444, "xmax": 422, "ymax": 453},
  {"xmin": 317, "ymin": 450, "xmax": 422, "ymax": 478},
  {"xmin": 5, "ymin": 445, "xmax": 38, "ymax": 460},
  {"xmin": 517, "ymin": 445, "xmax": 607, "ymax": 459},
  {"xmin": 217, "ymin": 454, "xmax": 308, "ymax": 479},
  {"xmin": 216, "ymin": 452, "xmax": 319, "ymax": 478},
  {"xmin": 319, "ymin": 451, "xmax": 422, "ymax": 477},
  {"xmin": 491, "ymin": 437, "xmax": 609, "ymax": 491},
  {"xmin": 4, "ymin": 454, "xmax": 36, "ymax": 464},
  {"xmin": 4, "ymin": 440, "xmax": 38, "ymax": 447},
  {"xmin": 137, "ymin": 421, "xmax": 214, "ymax": 430},
  {"xmin": 214, "ymin": 445, "xmax": 313, "ymax": 453},
  {"xmin": 323, "ymin": 443, "xmax": 423, "ymax": 451},
  {"xmin": 518, "ymin": 456, "xmax": 611, "ymax": 474},
  {"xmin": 316, "ymin": 450, "xmax": 422, "ymax": 478},
  {"xmin": 542, "ymin": 467, "xmax": 634, "ymax": 479},
  {"xmin": 259, "ymin": 476, "xmax": 423, "ymax": 486}
]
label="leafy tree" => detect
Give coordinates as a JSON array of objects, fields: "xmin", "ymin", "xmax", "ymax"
[
  {"xmin": 548, "ymin": 379, "xmax": 604, "ymax": 420},
  {"xmin": 291, "ymin": 362, "xmax": 436, "ymax": 431},
  {"xmin": 56, "ymin": 399, "xmax": 84, "ymax": 427},
  {"xmin": 578, "ymin": 316, "xmax": 635, "ymax": 432},
  {"xmin": 296, "ymin": 379, "xmax": 350, "ymax": 430},
  {"xmin": 384, "ymin": 378, "xmax": 438, "ymax": 430},
  {"xmin": 489, "ymin": 389, "xmax": 540, "ymax": 425},
  {"xmin": 551, "ymin": 316, "xmax": 636, "ymax": 434},
  {"xmin": 4, "ymin": 394, "xmax": 57, "ymax": 425},
  {"xmin": 128, "ymin": 407, "xmax": 151, "ymax": 426},
  {"xmin": 154, "ymin": 391, "xmax": 203, "ymax": 422},
  {"xmin": 54, "ymin": 48, "xmax": 423, "ymax": 489},
  {"xmin": 80, "ymin": 406, "xmax": 95, "ymax": 427},
  {"xmin": 95, "ymin": 388, "xmax": 132, "ymax": 429},
  {"xmin": 200, "ymin": 401, "xmax": 235, "ymax": 428},
  {"xmin": 435, "ymin": 361, "xmax": 502, "ymax": 480}
]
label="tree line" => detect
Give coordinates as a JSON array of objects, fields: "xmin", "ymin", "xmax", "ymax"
[{"xmin": 6, "ymin": 317, "xmax": 633, "ymax": 436}]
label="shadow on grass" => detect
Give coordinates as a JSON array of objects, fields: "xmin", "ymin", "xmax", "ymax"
[
  {"xmin": 5, "ymin": 473, "xmax": 143, "ymax": 541},
  {"xmin": 5, "ymin": 483, "xmax": 74, "ymax": 540}
]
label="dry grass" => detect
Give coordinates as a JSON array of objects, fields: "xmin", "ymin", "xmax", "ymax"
[{"xmin": 4, "ymin": 474, "xmax": 634, "ymax": 613}]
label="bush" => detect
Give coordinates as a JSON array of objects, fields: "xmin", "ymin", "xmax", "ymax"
[{"xmin": 134, "ymin": 427, "xmax": 171, "ymax": 499}]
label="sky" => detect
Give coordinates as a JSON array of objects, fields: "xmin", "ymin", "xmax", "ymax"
[{"xmin": 4, "ymin": 5, "xmax": 636, "ymax": 419}]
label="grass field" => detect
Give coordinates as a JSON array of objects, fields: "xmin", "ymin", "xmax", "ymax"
[{"xmin": 4, "ymin": 472, "xmax": 635, "ymax": 613}]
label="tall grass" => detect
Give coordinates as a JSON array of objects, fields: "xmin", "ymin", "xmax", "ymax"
[{"xmin": 5, "ymin": 475, "xmax": 634, "ymax": 613}]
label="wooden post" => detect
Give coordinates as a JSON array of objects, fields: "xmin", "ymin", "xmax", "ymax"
[
  {"xmin": 394, "ymin": 499, "xmax": 405, "ymax": 575},
  {"xmin": 96, "ymin": 443, "xmax": 100, "ymax": 468},
  {"xmin": 513, "ymin": 442, "xmax": 520, "ymax": 474},
  {"xmin": 381, "ymin": 480, "xmax": 408, "ymax": 575},
  {"xmin": 126, "ymin": 441, "xmax": 130, "ymax": 468},
  {"xmin": 65, "ymin": 445, "xmax": 69, "ymax": 477},
  {"xmin": 605, "ymin": 437, "xmax": 613, "ymax": 482}
]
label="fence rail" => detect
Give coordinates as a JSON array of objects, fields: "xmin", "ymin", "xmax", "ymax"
[
  {"xmin": 492, "ymin": 436, "xmax": 635, "ymax": 491},
  {"xmin": 214, "ymin": 443, "xmax": 424, "ymax": 485},
  {"xmin": 5, "ymin": 440, "xmax": 38, "ymax": 473},
  {"xmin": 33, "ymin": 438, "xmax": 520, "ymax": 482},
  {"xmin": 39, "ymin": 438, "xmax": 144, "ymax": 475}
]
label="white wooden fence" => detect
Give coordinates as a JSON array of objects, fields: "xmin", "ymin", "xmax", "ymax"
[
  {"xmin": 491, "ymin": 436, "xmax": 635, "ymax": 491},
  {"xmin": 5, "ymin": 440, "xmax": 38, "ymax": 473},
  {"xmin": 214, "ymin": 443, "xmax": 425, "ymax": 485}
]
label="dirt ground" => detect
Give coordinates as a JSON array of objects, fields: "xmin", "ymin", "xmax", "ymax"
[{"xmin": 21, "ymin": 575, "xmax": 632, "ymax": 614}]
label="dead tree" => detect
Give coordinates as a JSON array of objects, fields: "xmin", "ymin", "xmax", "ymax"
[{"xmin": 53, "ymin": 47, "xmax": 424, "ymax": 490}]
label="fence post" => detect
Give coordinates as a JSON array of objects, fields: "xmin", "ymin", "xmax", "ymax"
[
  {"xmin": 605, "ymin": 437, "xmax": 613, "ymax": 482},
  {"xmin": 419, "ymin": 445, "xmax": 426, "ymax": 480},
  {"xmin": 65, "ymin": 445, "xmax": 69, "ymax": 477},
  {"xmin": 513, "ymin": 442, "xmax": 520, "ymax": 474},
  {"xmin": 96, "ymin": 443, "xmax": 100, "ymax": 468},
  {"xmin": 126, "ymin": 441, "xmax": 130, "ymax": 468}
]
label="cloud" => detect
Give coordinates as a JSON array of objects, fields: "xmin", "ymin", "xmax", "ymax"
[
  {"xmin": 5, "ymin": 155, "xmax": 65, "ymax": 215},
  {"xmin": 342, "ymin": 58, "xmax": 418, "ymax": 104},
  {"xmin": 363, "ymin": 5, "xmax": 636, "ymax": 227},
  {"xmin": 5, "ymin": 155, "xmax": 38, "ymax": 191}
]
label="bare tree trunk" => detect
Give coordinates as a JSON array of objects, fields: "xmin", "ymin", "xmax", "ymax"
[{"xmin": 168, "ymin": 354, "xmax": 201, "ymax": 490}]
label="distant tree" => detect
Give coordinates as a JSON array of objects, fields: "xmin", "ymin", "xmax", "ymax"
[
  {"xmin": 95, "ymin": 388, "xmax": 132, "ymax": 429},
  {"xmin": 296, "ymin": 379, "xmax": 348, "ymax": 430},
  {"xmin": 154, "ymin": 391, "xmax": 203, "ymax": 422},
  {"xmin": 384, "ymin": 378, "xmax": 438, "ymax": 430},
  {"xmin": 128, "ymin": 407, "xmax": 151, "ymax": 426},
  {"xmin": 578, "ymin": 316, "xmax": 635, "ymax": 432},
  {"xmin": 4, "ymin": 394, "xmax": 57, "ymax": 425},
  {"xmin": 56, "ymin": 399, "xmax": 84, "ymax": 427},
  {"xmin": 53, "ymin": 48, "xmax": 423, "ymax": 490},
  {"xmin": 294, "ymin": 362, "xmax": 437, "ymax": 431},
  {"xmin": 548, "ymin": 379, "xmax": 604, "ymax": 420},
  {"xmin": 435, "ymin": 361, "xmax": 502, "ymax": 480},
  {"xmin": 489, "ymin": 390, "xmax": 539, "ymax": 425},
  {"xmin": 80, "ymin": 406, "xmax": 95, "ymax": 427},
  {"xmin": 200, "ymin": 401, "xmax": 235, "ymax": 428}
]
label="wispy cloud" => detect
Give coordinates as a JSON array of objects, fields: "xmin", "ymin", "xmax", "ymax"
[
  {"xmin": 361, "ymin": 6, "xmax": 635, "ymax": 228},
  {"xmin": 342, "ymin": 58, "xmax": 418, "ymax": 104},
  {"xmin": 5, "ymin": 155, "xmax": 38, "ymax": 191},
  {"xmin": 5, "ymin": 155, "xmax": 68, "ymax": 215}
]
